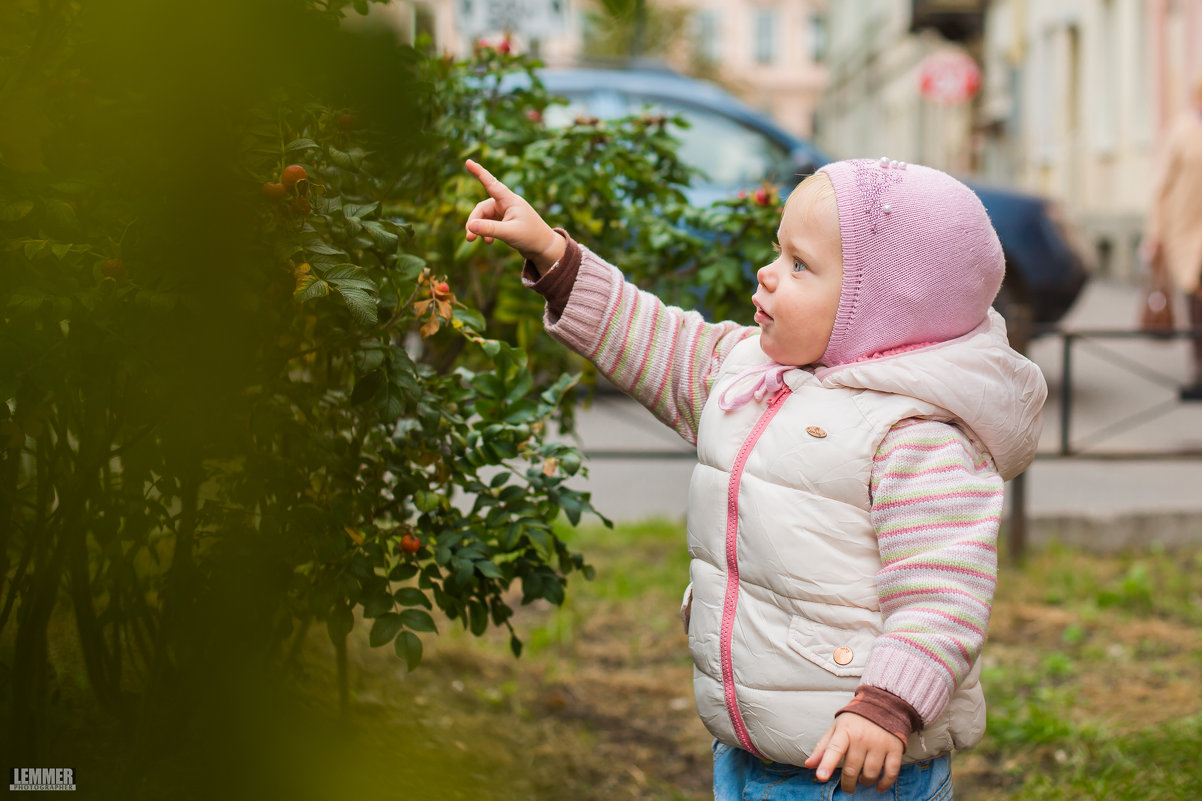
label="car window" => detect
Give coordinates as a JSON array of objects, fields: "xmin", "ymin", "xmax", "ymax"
[
  {"xmin": 646, "ymin": 98, "xmax": 793, "ymax": 187},
  {"xmin": 543, "ymin": 89, "xmax": 793, "ymax": 188},
  {"xmin": 543, "ymin": 89, "xmax": 627, "ymax": 127}
]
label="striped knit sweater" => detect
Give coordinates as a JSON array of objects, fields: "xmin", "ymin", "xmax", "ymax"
[{"xmin": 526, "ymin": 234, "xmax": 1002, "ymax": 730}]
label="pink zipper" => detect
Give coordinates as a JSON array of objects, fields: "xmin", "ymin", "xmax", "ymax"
[{"xmin": 719, "ymin": 385, "xmax": 791, "ymax": 758}]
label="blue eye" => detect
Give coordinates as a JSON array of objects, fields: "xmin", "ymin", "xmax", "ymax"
[{"xmin": 792, "ymin": 258, "xmax": 807, "ymax": 273}]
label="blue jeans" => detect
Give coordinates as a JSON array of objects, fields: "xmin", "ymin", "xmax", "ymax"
[{"xmin": 712, "ymin": 741, "xmax": 953, "ymax": 801}]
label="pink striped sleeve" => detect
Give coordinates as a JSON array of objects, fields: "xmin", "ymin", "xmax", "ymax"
[
  {"xmin": 541, "ymin": 246, "xmax": 754, "ymax": 444},
  {"xmin": 861, "ymin": 418, "xmax": 1003, "ymax": 724}
]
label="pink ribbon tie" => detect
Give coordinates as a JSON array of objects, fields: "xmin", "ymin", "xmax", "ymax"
[{"xmin": 718, "ymin": 362, "xmax": 793, "ymax": 411}]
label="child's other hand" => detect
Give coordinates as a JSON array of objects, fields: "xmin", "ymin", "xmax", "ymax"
[
  {"xmin": 804, "ymin": 712, "xmax": 904, "ymax": 793},
  {"xmin": 464, "ymin": 159, "xmax": 565, "ymax": 273}
]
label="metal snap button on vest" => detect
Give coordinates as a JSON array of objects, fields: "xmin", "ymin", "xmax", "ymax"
[
  {"xmin": 832, "ymin": 646, "xmax": 853, "ymax": 665},
  {"xmin": 806, "ymin": 426, "xmax": 827, "ymax": 438}
]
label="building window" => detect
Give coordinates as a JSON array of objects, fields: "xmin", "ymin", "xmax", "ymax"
[
  {"xmin": 809, "ymin": 12, "xmax": 827, "ymax": 63},
  {"xmin": 1093, "ymin": 0, "xmax": 1118, "ymax": 153},
  {"xmin": 415, "ymin": 2, "xmax": 436, "ymax": 49},
  {"xmin": 695, "ymin": 10, "xmax": 719, "ymax": 64},
  {"xmin": 754, "ymin": 9, "xmax": 777, "ymax": 65}
]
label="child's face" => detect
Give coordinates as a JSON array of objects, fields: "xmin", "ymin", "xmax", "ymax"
[{"xmin": 752, "ymin": 175, "xmax": 843, "ymax": 366}]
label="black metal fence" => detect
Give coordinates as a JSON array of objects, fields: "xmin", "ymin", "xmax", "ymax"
[{"xmin": 580, "ymin": 323, "xmax": 1202, "ymax": 560}]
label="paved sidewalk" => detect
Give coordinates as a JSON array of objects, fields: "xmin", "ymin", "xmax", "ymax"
[
  {"xmin": 563, "ymin": 278, "xmax": 1202, "ymax": 550},
  {"xmin": 1019, "ymin": 278, "xmax": 1202, "ymax": 548}
]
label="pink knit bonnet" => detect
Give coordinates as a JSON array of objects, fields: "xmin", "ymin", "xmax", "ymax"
[{"xmin": 816, "ymin": 158, "xmax": 1004, "ymax": 367}]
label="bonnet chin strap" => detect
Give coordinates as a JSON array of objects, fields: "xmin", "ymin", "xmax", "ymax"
[{"xmin": 717, "ymin": 362, "xmax": 793, "ymax": 411}]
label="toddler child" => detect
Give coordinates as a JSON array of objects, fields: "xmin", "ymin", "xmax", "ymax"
[{"xmin": 464, "ymin": 156, "xmax": 1046, "ymax": 800}]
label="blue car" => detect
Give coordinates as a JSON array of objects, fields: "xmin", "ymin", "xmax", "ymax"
[{"xmin": 521, "ymin": 66, "xmax": 1087, "ymax": 325}]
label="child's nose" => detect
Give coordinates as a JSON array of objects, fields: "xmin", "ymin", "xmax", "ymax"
[{"xmin": 756, "ymin": 263, "xmax": 776, "ymax": 289}]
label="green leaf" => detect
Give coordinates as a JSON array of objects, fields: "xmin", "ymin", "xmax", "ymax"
[
  {"xmin": 43, "ymin": 200, "xmax": 77, "ymax": 232},
  {"xmin": 394, "ymin": 587, "xmax": 432, "ymax": 608},
  {"xmin": 468, "ymin": 600, "xmax": 489, "ymax": 636},
  {"xmin": 501, "ymin": 522, "xmax": 521, "ymax": 550},
  {"xmin": 453, "ymin": 557, "xmax": 474, "ymax": 587},
  {"xmin": 331, "ymin": 278, "xmax": 378, "ymax": 293},
  {"xmin": 380, "ymin": 385, "xmax": 405, "ymax": 421},
  {"xmin": 369, "ymin": 612, "xmax": 405, "ymax": 647},
  {"xmin": 0, "ymin": 200, "xmax": 33, "ymax": 221},
  {"xmin": 413, "ymin": 490, "xmax": 440, "ymax": 513},
  {"xmin": 505, "ymin": 371, "xmax": 533, "ymax": 405},
  {"xmin": 325, "ymin": 264, "xmax": 377, "ymax": 288},
  {"xmin": 476, "ymin": 561, "xmax": 503, "ymax": 580},
  {"xmin": 363, "ymin": 220, "xmax": 398, "ymax": 249},
  {"xmin": 294, "ymin": 276, "xmax": 330, "ymax": 301},
  {"xmin": 351, "ymin": 370, "xmax": 385, "ymax": 405},
  {"xmin": 395, "ymin": 631, "xmax": 422, "ymax": 671},
  {"xmin": 400, "ymin": 608, "xmax": 437, "ymax": 633},
  {"xmin": 344, "ymin": 202, "xmax": 379, "ymax": 219},
  {"xmin": 285, "ymin": 138, "xmax": 319, "ymax": 153},
  {"xmin": 472, "ymin": 372, "xmax": 504, "ymax": 399},
  {"xmin": 453, "ymin": 307, "xmax": 485, "ymax": 332},
  {"xmin": 559, "ymin": 490, "xmax": 584, "ymax": 525},
  {"xmin": 338, "ymin": 286, "xmax": 378, "ymax": 326},
  {"xmin": 361, "ymin": 589, "xmax": 393, "ymax": 618},
  {"xmin": 7, "ymin": 287, "xmax": 46, "ymax": 312},
  {"xmin": 355, "ymin": 347, "xmax": 386, "ymax": 372},
  {"xmin": 328, "ymin": 146, "xmax": 361, "ymax": 170},
  {"xmin": 503, "ymin": 398, "xmax": 539, "ymax": 424},
  {"xmin": 306, "ymin": 242, "xmax": 346, "ymax": 257},
  {"xmin": 396, "ymin": 253, "xmax": 425, "ymax": 283},
  {"xmin": 389, "ymin": 563, "xmax": 419, "ymax": 581}
]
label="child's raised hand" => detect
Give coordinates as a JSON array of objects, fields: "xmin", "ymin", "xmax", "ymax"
[
  {"xmin": 464, "ymin": 159, "xmax": 565, "ymax": 272},
  {"xmin": 804, "ymin": 712, "xmax": 904, "ymax": 793}
]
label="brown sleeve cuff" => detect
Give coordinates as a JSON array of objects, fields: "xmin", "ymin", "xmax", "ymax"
[
  {"xmin": 835, "ymin": 685, "xmax": 924, "ymax": 745},
  {"xmin": 521, "ymin": 228, "xmax": 580, "ymax": 320}
]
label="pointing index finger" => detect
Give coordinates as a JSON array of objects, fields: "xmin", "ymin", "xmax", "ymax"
[{"xmin": 465, "ymin": 159, "xmax": 515, "ymax": 203}]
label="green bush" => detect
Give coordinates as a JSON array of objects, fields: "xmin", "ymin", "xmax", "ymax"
[{"xmin": 0, "ymin": 0, "xmax": 788, "ymax": 766}]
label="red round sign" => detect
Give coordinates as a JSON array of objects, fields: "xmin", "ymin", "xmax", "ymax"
[{"xmin": 918, "ymin": 50, "xmax": 982, "ymax": 105}]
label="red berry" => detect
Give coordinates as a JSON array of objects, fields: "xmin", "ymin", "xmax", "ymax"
[
  {"xmin": 753, "ymin": 187, "xmax": 771, "ymax": 206},
  {"xmin": 400, "ymin": 534, "xmax": 421, "ymax": 555},
  {"xmin": 280, "ymin": 164, "xmax": 308, "ymax": 191},
  {"xmin": 261, "ymin": 181, "xmax": 286, "ymax": 200},
  {"xmin": 100, "ymin": 258, "xmax": 125, "ymax": 279},
  {"xmin": 497, "ymin": 38, "xmax": 512, "ymax": 54},
  {"xmin": 290, "ymin": 195, "xmax": 311, "ymax": 215},
  {"xmin": 433, "ymin": 281, "xmax": 451, "ymax": 300},
  {"xmin": 336, "ymin": 113, "xmax": 357, "ymax": 131}
]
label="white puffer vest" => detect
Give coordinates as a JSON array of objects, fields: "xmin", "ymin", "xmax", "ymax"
[{"xmin": 683, "ymin": 311, "xmax": 1045, "ymax": 766}]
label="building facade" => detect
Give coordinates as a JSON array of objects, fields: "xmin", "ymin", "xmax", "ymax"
[
  {"xmin": 817, "ymin": 1, "xmax": 986, "ymax": 174},
  {"xmin": 361, "ymin": 0, "xmax": 828, "ymax": 139},
  {"xmin": 979, "ymin": 0, "xmax": 1202, "ymax": 279},
  {"xmin": 820, "ymin": 0, "xmax": 1202, "ymax": 280}
]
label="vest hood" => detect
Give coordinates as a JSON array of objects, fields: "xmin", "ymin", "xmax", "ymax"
[{"xmin": 813, "ymin": 309, "xmax": 1047, "ymax": 480}]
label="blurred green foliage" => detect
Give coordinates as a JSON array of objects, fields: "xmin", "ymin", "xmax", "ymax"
[
  {"xmin": 0, "ymin": 0, "xmax": 788, "ymax": 785},
  {"xmin": 0, "ymin": 0, "xmax": 602, "ymax": 770}
]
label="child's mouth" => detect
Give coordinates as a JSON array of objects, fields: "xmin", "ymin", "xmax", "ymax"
[{"xmin": 753, "ymin": 298, "xmax": 772, "ymax": 324}]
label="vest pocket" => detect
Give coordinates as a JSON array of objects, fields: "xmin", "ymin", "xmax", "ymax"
[
  {"xmin": 680, "ymin": 583, "xmax": 694, "ymax": 634},
  {"xmin": 786, "ymin": 612, "xmax": 880, "ymax": 678}
]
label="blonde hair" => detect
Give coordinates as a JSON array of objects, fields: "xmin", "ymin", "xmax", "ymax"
[{"xmin": 785, "ymin": 171, "xmax": 836, "ymax": 223}]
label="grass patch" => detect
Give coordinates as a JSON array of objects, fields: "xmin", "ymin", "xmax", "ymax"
[{"xmin": 22, "ymin": 520, "xmax": 1202, "ymax": 800}]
